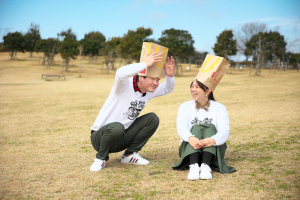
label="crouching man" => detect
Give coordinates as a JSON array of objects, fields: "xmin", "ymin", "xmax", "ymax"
[{"xmin": 90, "ymin": 50, "xmax": 175, "ymax": 171}]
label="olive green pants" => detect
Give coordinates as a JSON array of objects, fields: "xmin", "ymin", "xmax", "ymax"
[
  {"xmin": 91, "ymin": 112, "xmax": 159, "ymax": 161},
  {"xmin": 173, "ymin": 124, "xmax": 236, "ymax": 174}
]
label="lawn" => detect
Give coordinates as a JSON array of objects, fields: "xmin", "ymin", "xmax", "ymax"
[{"xmin": 0, "ymin": 52, "xmax": 299, "ymax": 199}]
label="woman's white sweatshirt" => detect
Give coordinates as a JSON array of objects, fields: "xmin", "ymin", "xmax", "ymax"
[{"xmin": 177, "ymin": 100, "xmax": 230, "ymax": 146}]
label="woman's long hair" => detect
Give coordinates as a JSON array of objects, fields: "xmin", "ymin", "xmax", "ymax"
[{"xmin": 190, "ymin": 80, "xmax": 215, "ymax": 101}]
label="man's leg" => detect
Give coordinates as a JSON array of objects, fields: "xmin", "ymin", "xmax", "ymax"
[
  {"xmin": 91, "ymin": 122, "xmax": 125, "ymax": 160},
  {"xmin": 111, "ymin": 112, "xmax": 159, "ymax": 163}
]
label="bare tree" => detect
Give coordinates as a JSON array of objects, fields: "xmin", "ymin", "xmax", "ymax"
[
  {"xmin": 78, "ymin": 45, "xmax": 83, "ymax": 77},
  {"xmin": 255, "ymin": 36, "xmax": 262, "ymax": 75},
  {"xmin": 235, "ymin": 22, "xmax": 267, "ymax": 61},
  {"xmin": 0, "ymin": 28, "xmax": 11, "ymax": 52},
  {"xmin": 0, "ymin": 28, "xmax": 11, "ymax": 41},
  {"xmin": 270, "ymin": 44, "xmax": 280, "ymax": 74},
  {"xmin": 297, "ymin": 54, "xmax": 299, "ymax": 72}
]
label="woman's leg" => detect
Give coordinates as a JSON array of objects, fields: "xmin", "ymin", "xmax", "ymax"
[
  {"xmin": 200, "ymin": 150, "xmax": 215, "ymax": 180},
  {"xmin": 188, "ymin": 152, "xmax": 201, "ymax": 180},
  {"xmin": 202, "ymin": 151, "xmax": 214, "ymax": 165},
  {"xmin": 189, "ymin": 152, "xmax": 200, "ymax": 165}
]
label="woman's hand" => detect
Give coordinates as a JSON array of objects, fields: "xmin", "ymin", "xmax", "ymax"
[
  {"xmin": 199, "ymin": 138, "xmax": 216, "ymax": 148},
  {"xmin": 188, "ymin": 136, "xmax": 203, "ymax": 149},
  {"xmin": 164, "ymin": 56, "xmax": 175, "ymax": 77}
]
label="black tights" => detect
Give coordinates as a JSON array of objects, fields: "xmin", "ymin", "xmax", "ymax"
[{"xmin": 189, "ymin": 151, "xmax": 214, "ymax": 165}]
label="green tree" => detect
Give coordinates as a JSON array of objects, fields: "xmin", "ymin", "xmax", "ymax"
[
  {"xmin": 35, "ymin": 38, "xmax": 58, "ymax": 67},
  {"xmin": 24, "ymin": 23, "xmax": 41, "ymax": 57},
  {"xmin": 81, "ymin": 31, "xmax": 106, "ymax": 62},
  {"xmin": 100, "ymin": 37, "xmax": 121, "ymax": 56},
  {"xmin": 58, "ymin": 28, "xmax": 76, "ymax": 40},
  {"xmin": 213, "ymin": 30, "xmax": 237, "ymax": 60},
  {"xmin": 244, "ymin": 33, "xmax": 261, "ymax": 61},
  {"xmin": 235, "ymin": 22, "xmax": 266, "ymax": 61},
  {"xmin": 264, "ymin": 31, "xmax": 287, "ymax": 62},
  {"xmin": 119, "ymin": 27, "xmax": 153, "ymax": 62},
  {"xmin": 59, "ymin": 37, "xmax": 79, "ymax": 71},
  {"xmin": 3, "ymin": 31, "xmax": 25, "ymax": 59},
  {"xmin": 245, "ymin": 31, "xmax": 287, "ymax": 62},
  {"xmin": 287, "ymin": 52, "xmax": 298, "ymax": 64},
  {"xmin": 57, "ymin": 29, "xmax": 78, "ymax": 70},
  {"xmin": 193, "ymin": 50, "xmax": 208, "ymax": 65},
  {"xmin": 158, "ymin": 28, "xmax": 195, "ymax": 61},
  {"xmin": 100, "ymin": 37, "xmax": 122, "ymax": 69}
]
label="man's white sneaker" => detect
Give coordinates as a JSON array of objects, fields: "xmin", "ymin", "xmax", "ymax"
[
  {"xmin": 121, "ymin": 152, "xmax": 150, "ymax": 165},
  {"xmin": 200, "ymin": 163, "xmax": 212, "ymax": 179},
  {"xmin": 90, "ymin": 158, "xmax": 106, "ymax": 172},
  {"xmin": 187, "ymin": 163, "xmax": 200, "ymax": 180}
]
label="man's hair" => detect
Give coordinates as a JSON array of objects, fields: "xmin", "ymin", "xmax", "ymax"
[{"xmin": 136, "ymin": 75, "xmax": 147, "ymax": 82}]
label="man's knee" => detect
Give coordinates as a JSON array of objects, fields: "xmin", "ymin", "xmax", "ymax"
[
  {"xmin": 148, "ymin": 112, "xmax": 160, "ymax": 127},
  {"xmin": 106, "ymin": 122, "xmax": 125, "ymax": 138}
]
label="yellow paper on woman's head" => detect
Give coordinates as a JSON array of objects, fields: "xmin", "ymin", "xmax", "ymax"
[{"xmin": 195, "ymin": 54, "xmax": 230, "ymax": 91}]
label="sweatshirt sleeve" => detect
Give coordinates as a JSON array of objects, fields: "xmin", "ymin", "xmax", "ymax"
[
  {"xmin": 112, "ymin": 62, "xmax": 147, "ymax": 95},
  {"xmin": 211, "ymin": 104, "xmax": 230, "ymax": 146},
  {"xmin": 177, "ymin": 103, "xmax": 193, "ymax": 142},
  {"xmin": 150, "ymin": 75, "xmax": 175, "ymax": 98}
]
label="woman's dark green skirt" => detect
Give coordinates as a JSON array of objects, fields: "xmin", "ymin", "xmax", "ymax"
[{"xmin": 173, "ymin": 124, "xmax": 236, "ymax": 174}]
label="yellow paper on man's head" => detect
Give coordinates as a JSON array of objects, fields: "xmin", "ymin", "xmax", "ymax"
[
  {"xmin": 138, "ymin": 42, "xmax": 169, "ymax": 78},
  {"xmin": 195, "ymin": 54, "xmax": 230, "ymax": 92}
]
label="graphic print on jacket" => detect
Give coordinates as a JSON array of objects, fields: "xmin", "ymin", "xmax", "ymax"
[
  {"xmin": 123, "ymin": 100, "xmax": 146, "ymax": 120},
  {"xmin": 191, "ymin": 117, "xmax": 213, "ymax": 125}
]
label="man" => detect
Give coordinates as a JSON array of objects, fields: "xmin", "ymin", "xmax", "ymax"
[{"xmin": 90, "ymin": 52, "xmax": 175, "ymax": 171}]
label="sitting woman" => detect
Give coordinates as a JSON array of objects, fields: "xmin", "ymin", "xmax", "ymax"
[{"xmin": 173, "ymin": 79, "xmax": 236, "ymax": 180}]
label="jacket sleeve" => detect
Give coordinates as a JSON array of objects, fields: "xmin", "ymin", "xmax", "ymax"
[
  {"xmin": 177, "ymin": 103, "xmax": 193, "ymax": 142},
  {"xmin": 211, "ymin": 105, "xmax": 230, "ymax": 146},
  {"xmin": 112, "ymin": 63, "xmax": 147, "ymax": 95},
  {"xmin": 150, "ymin": 75, "xmax": 175, "ymax": 98}
]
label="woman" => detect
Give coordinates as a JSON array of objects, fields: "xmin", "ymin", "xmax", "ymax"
[{"xmin": 173, "ymin": 79, "xmax": 236, "ymax": 180}]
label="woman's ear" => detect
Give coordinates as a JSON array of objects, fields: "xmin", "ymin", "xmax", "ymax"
[{"xmin": 206, "ymin": 88, "xmax": 212, "ymax": 96}]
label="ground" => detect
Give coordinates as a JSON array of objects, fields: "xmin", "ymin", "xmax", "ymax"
[{"xmin": 0, "ymin": 52, "xmax": 299, "ymax": 199}]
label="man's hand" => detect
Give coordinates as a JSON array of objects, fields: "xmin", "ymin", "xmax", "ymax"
[
  {"xmin": 164, "ymin": 56, "xmax": 175, "ymax": 77},
  {"xmin": 199, "ymin": 138, "xmax": 216, "ymax": 148},
  {"xmin": 144, "ymin": 52, "xmax": 163, "ymax": 68},
  {"xmin": 188, "ymin": 136, "xmax": 203, "ymax": 150}
]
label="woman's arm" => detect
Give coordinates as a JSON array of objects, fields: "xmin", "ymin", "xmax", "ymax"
[
  {"xmin": 177, "ymin": 103, "xmax": 203, "ymax": 149},
  {"xmin": 210, "ymin": 104, "xmax": 230, "ymax": 146},
  {"xmin": 177, "ymin": 103, "xmax": 193, "ymax": 142}
]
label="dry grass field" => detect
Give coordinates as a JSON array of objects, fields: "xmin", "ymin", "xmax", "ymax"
[{"xmin": 0, "ymin": 52, "xmax": 299, "ymax": 200}]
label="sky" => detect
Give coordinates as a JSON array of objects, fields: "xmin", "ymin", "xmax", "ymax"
[{"xmin": 0, "ymin": 0, "xmax": 299, "ymax": 61}]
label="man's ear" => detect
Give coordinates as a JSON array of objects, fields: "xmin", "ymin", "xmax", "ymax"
[{"xmin": 139, "ymin": 76, "xmax": 143, "ymax": 83}]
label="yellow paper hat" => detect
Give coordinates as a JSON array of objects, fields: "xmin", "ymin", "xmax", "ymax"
[
  {"xmin": 195, "ymin": 54, "xmax": 230, "ymax": 91},
  {"xmin": 138, "ymin": 42, "xmax": 169, "ymax": 78}
]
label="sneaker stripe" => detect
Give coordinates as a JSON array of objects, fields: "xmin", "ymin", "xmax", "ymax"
[
  {"xmin": 135, "ymin": 159, "xmax": 138, "ymax": 163},
  {"xmin": 129, "ymin": 157, "xmax": 133, "ymax": 162},
  {"xmin": 132, "ymin": 158, "xmax": 136, "ymax": 162}
]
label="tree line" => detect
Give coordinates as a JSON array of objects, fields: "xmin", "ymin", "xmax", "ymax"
[{"xmin": 1, "ymin": 22, "xmax": 299, "ymax": 72}]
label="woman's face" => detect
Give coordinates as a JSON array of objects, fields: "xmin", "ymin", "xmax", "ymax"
[{"xmin": 190, "ymin": 80, "xmax": 207, "ymax": 102}]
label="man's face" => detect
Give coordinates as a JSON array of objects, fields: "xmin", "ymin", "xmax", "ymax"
[{"xmin": 139, "ymin": 76, "xmax": 160, "ymax": 92}]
